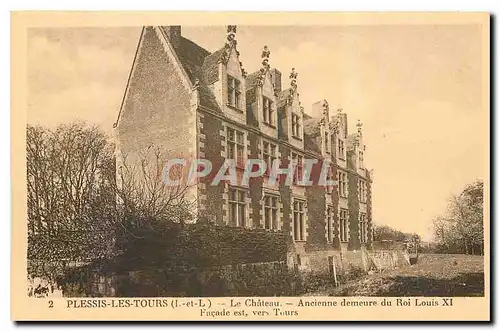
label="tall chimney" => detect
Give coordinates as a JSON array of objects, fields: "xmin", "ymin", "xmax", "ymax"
[
  {"xmin": 311, "ymin": 99, "xmax": 330, "ymax": 123},
  {"xmin": 270, "ymin": 68, "xmax": 282, "ymax": 94},
  {"xmin": 163, "ymin": 26, "xmax": 181, "ymax": 49}
]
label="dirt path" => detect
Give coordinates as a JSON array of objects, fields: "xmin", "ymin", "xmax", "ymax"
[{"xmin": 319, "ymin": 254, "xmax": 485, "ymax": 297}]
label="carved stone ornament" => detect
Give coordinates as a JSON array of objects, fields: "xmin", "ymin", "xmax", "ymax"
[
  {"xmin": 261, "ymin": 45, "xmax": 271, "ymax": 70},
  {"xmin": 290, "ymin": 68, "xmax": 298, "ymax": 91},
  {"xmin": 322, "ymin": 100, "xmax": 329, "ymax": 117},
  {"xmin": 226, "ymin": 25, "xmax": 237, "ymax": 46},
  {"xmin": 356, "ymin": 119, "xmax": 363, "ymax": 135}
]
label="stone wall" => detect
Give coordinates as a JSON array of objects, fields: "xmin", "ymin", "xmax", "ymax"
[
  {"xmin": 197, "ymin": 111, "xmax": 225, "ymax": 224},
  {"xmin": 116, "ymin": 26, "xmax": 197, "ymax": 208},
  {"xmin": 114, "ymin": 261, "xmax": 292, "ymax": 297},
  {"xmin": 62, "ymin": 223, "xmax": 290, "ymax": 297}
]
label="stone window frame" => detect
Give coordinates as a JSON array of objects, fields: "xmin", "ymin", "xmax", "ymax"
[
  {"xmin": 325, "ymin": 163, "xmax": 335, "ymax": 195},
  {"xmin": 227, "ymin": 74, "xmax": 242, "ymax": 111},
  {"xmin": 338, "ymin": 138, "xmax": 346, "ymax": 161},
  {"xmin": 290, "ymin": 151, "xmax": 304, "ymax": 185},
  {"xmin": 359, "ymin": 212, "xmax": 368, "ymax": 244},
  {"xmin": 338, "ymin": 170, "xmax": 349, "ymax": 198},
  {"xmin": 224, "ymin": 124, "xmax": 247, "ymax": 169},
  {"xmin": 227, "ymin": 185, "xmax": 249, "ymax": 227},
  {"xmin": 292, "ymin": 198, "xmax": 307, "ymax": 242},
  {"xmin": 326, "ymin": 204, "xmax": 335, "ymax": 243},
  {"xmin": 262, "ymin": 96, "xmax": 274, "ymax": 127},
  {"xmin": 261, "ymin": 138, "xmax": 279, "ymax": 176},
  {"xmin": 358, "ymin": 178, "xmax": 367, "ymax": 203},
  {"xmin": 324, "ymin": 133, "xmax": 330, "ymax": 156},
  {"xmin": 358, "ymin": 149, "xmax": 365, "ymax": 169},
  {"xmin": 262, "ymin": 193, "xmax": 280, "ymax": 231},
  {"xmin": 339, "ymin": 207, "xmax": 349, "ymax": 243},
  {"xmin": 291, "ymin": 112, "xmax": 301, "ymax": 138}
]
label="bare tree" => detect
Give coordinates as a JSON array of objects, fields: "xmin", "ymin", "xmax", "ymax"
[
  {"xmin": 432, "ymin": 180, "xmax": 484, "ymax": 255},
  {"xmin": 115, "ymin": 146, "xmax": 197, "ymax": 226},
  {"xmin": 27, "ymin": 123, "xmax": 116, "ymax": 280},
  {"xmin": 27, "ymin": 122, "xmax": 197, "ymax": 285}
]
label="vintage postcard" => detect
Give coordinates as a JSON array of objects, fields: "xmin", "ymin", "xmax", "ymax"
[{"xmin": 11, "ymin": 12, "xmax": 490, "ymax": 321}]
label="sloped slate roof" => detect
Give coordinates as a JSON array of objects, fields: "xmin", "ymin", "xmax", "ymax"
[
  {"xmin": 303, "ymin": 115, "xmax": 322, "ymax": 155},
  {"xmin": 159, "ymin": 28, "xmax": 223, "ymax": 112},
  {"xmin": 277, "ymin": 88, "xmax": 293, "ymax": 108},
  {"xmin": 245, "ymin": 71, "xmax": 262, "ymax": 105},
  {"xmin": 304, "ymin": 134, "xmax": 322, "ymax": 156},
  {"xmin": 303, "ymin": 116, "xmax": 321, "ymax": 138},
  {"xmin": 159, "ymin": 28, "xmax": 328, "ymax": 157},
  {"xmin": 245, "ymin": 71, "xmax": 262, "ymax": 88},
  {"xmin": 201, "ymin": 47, "xmax": 226, "ymax": 85},
  {"xmin": 346, "ymin": 133, "xmax": 359, "ymax": 149}
]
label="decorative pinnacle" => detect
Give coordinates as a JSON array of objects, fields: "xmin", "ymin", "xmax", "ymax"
[
  {"xmin": 290, "ymin": 68, "xmax": 298, "ymax": 90},
  {"xmin": 357, "ymin": 119, "xmax": 363, "ymax": 134},
  {"xmin": 226, "ymin": 25, "xmax": 237, "ymax": 46},
  {"xmin": 261, "ymin": 45, "xmax": 271, "ymax": 71},
  {"xmin": 332, "ymin": 108, "xmax": 343, "ymax": 133}
]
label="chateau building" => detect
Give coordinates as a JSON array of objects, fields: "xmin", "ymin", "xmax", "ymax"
[{"xmin": 114, "ymin": 26, "xmax": 373, "ymax": 271}]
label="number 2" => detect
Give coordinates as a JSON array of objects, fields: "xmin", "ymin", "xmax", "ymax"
[{"xmin": 48, "ymin": 300, "xmax": 53, "ymax": 308}]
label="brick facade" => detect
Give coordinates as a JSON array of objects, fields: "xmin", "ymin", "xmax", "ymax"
[{"xmin": 114, "ymin": 26, "xmax": 373, "ymax": 272}]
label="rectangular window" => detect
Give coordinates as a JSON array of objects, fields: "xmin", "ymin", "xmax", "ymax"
[
  {"xmin": 227, "ymin": 75, "xmax": 241, "ymax": 109},
  {"xmin": 228, "ymin": 186, "xmax": 247, "ymax": 227},
  {"xmin": 263, "ymin": 194, "xmax": 279, "ymax": 230},
  {"xmin": 262, "ymin": 96, "xmax": 273, "ymax": 125},
  {"xmin": 359, "ymin": 213, "xmax": 367, "ymax": 243},
  {"xmin": 326, "ymin": 165, "xmax": 335, "ymax": 194},
  {"xmin": 338, "ymin": 139, "xmax": 345, "ymax": 160},
  {"xmin": 326, "ymin": 205, "xmax": 334, "ymax": 242},
  {"xmin": 227, "ymin": 127, "xmax": 245, "ymax": 168},
  {"xmin": 359, "ymin": 150, "xmax": 364, "ymax": 169},
  {"xmin": 339, "ymin": 208, "xmax": 349, "ymax": 242},
  {"xmin": 325, "ymin": 134, "xmax": 330, "ymax": 155},
  {"xmin": 291, "ymin": 152, "xmax": 304, "ymax": 184},
  {"xmin": 338, "ymin": 171, "xmax": 348, "ymax": 198},
  {"xmin": 358, "ymin": 179, "xmax": 367, "ymax": 203},
  {"xmin": 262, "ymin": 140, "xmax": 277, "ymax": 175},
  {"xmin": 293, "ymin": 199, "xmax": 306, "ymax": 241},
  {"xmin": 291, "ymin": 113, "xmax": 301, "ymax": 137}
]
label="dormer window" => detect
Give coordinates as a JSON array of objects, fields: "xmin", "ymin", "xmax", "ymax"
[
  {"xmin": 326, "ymin": 164, "xmax": 334, "ymax": 194},
  {"xmin": 262, "ymin": 96, "xmax": 274, "ymax": 126},
  {"xmin": 291, "ymin": 113, "xmax": 301, "ymax": 137},
  {"xmin": 358, "ymin": 179, "xmax": 368, "ymax": 203},
  {"xmin": 325, "ymin": 134, "xmax": 330, "ymax": 155},
  {"xmin": 227, "ymin": 75, "xmax": 242, "ymax": 110},
  {"xmin": 338, "ymin": 170, "xmax": 348, "ymax": 198},
  {"xmin": 338, "ymin": 139, "xmax": 345, "ymax": 160},
  {"xmin": 291, "ymin": 152, "xmax": 304, "ymax": 184}
]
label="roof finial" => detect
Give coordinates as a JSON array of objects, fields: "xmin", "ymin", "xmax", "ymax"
[
  {"xmin": 261, "ymin": 45, "xmax": 271, "ymax": 72},
  {"xmin": 290, "ymin": 68, "xmax": 298, "ymax": 91},
  {"xmin": 357, "ymin": 119, "xmax": 363, "ymax": 135},
  {"xmin": 226, "ymin": 25, "xmax": 237, "ymax": 46},
  {"xmin": 322, "ymin": 100, "xmax": 329, "ymax": 116}
]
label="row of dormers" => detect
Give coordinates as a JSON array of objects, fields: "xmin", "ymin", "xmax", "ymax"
[{"xmin": 161, "ymin": 25, "xmax": 367, "ymax": 172}]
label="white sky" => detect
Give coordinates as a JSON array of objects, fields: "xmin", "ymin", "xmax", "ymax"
[{"xmin": 27, "ymin": 25, "xmax": 487, "ymax": 240}]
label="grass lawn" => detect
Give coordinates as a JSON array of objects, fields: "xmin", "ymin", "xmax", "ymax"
[{"xmin": 324, "ymin": 254, "xmax": 485, "ymax": 297}]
